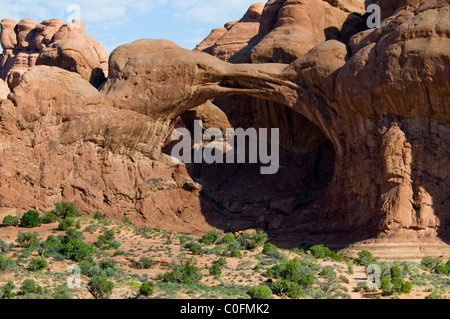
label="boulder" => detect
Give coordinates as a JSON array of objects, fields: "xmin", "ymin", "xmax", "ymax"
[
  {"xmin": 36, "ymin": 39, "xmax": 107, "ymax": 88},
  {"xmin": 33, "ymin": 19, "xmax": 64, "ymax": 50},
  {"xmin": 0, "ymin": 19, "xmax": 108, "ymax": 89},
  {"xmin": 17, "ymin": 19, "xmax": 38, "ymax": 50},
  {"xmin": 0, "ymin": 19, "xmax": 17, "ymax": 50}
]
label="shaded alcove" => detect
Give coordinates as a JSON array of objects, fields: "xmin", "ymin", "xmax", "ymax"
[{"xmin": 163, "ymin": 95, "xmax": 336, "ymax": 239}]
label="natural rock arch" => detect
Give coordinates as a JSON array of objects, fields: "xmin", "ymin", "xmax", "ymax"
[{"xmin": 1, "ymin": 0, "xmax": 449, "ymax": 257}]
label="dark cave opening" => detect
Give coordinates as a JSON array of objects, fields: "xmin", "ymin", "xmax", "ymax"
[{"xmin": 163, "ymin": 95, "xmax": 336, "ymax": 233}]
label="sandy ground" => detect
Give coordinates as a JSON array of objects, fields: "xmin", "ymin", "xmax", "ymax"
[{"xmin": 0, "ymin": 211, "xmax": 448, "ymax": 299}]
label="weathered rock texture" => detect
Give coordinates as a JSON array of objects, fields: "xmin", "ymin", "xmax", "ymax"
[
  {"xmin": 196, "ymin": 0, "xmax": 367, "ymax": 63},
  {"xmin": 0, "ymin": 0, "xmax": 449, "ymax": 256},
  {"xmin": 0, "ymin": 18, "xmax": 108, "ymax": 90}
]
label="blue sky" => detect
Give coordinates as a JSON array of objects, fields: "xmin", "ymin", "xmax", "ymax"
[{"xmin": 0, "ymin": 0, "xmax": 260, "ymax": 53}]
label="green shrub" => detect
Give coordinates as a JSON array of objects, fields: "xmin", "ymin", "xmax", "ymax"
[
  {"xmin": 98, "ymin": 259, "xmax": 119, "ymax": 277},
  {"xmin": 219, "ymin": 233, "xmax": 235, "ymax": 245},
  {"xmin": 229, "ymin": 249, "xmax": 242, "ymax": 258},
  {"xmin": 309, "ymin": 245, "xmax": 327, "ymax": 258},
  {"xmin": 290, "ymin": 248, "xmax": 305, "ymax": 254},
  {"xmin": 63, "ymin": 240, "xmax": 94, "ymax": 262},
  {"xmin": 390, "ymin": 265, "xmax": 402, "ymax": 279},
  {"xmin": 121, "ymin": 216, "xmax": 134, "ymax": 226},
  {"xmin": 57, "ymin": 218, "xmax": 75, "ymax": 231},
  {"xmin": 339, "ymin": 275, "xmax": 350, "ymax": 284},
  {"xmin": 3, "ymin": 215, "xmax": 20, "ymax": 227},
  {"xmin": 235, "ymin": 233, "xmax": 255, "ymax": 250},
  {"xmin": 402, "ymin": 264, "xmax": 410, "ymax": 273},
  {"xmin": 182, "ymin": 240, "xmax": 198, "ymax": 249},
  {"xmin": 20, "ymin": 210, "xmax": 41, "ymax": 228},
  {"xmin": 0, "ymin": 255, "xmax": 14, "ymax": 272},
  {"xmin": 200, "ymin": 228, "xmax": 221, "ymax": 245},
  {"xmin": 236, "ymin": 231, "xmax": 268, "ymax": 250},
  {"xmin": 79, "ymin": 260, "xmax": 97, "ymax": 276},
  {"xmin": 27, "ymin": 258, "xmax": 48, "ymax": 272},
  {"xmin": 16, "ymin": 231, "xmax": 41, "ymax": 248},
  {"xmin": 391, "ymin": 277, "xmax": 404, "ymax": 293},
  {"xmin": 286, "ymin": 282, "xmax": 302, "ymax": 299},
  {"xmin": 420, "ymin": 257, "xmax": 442, "ymax": 271},
  {"xmin": 139, "ymin": 282, "xmax": 154, "ymax": 297},
  {"xmin": 401, "ymin": 281, "xmax": 413, "ymax": 294},
  {"xmin": 215, "ymin": 257, "xmax": 227, "ymax": 267},
  {"xmin": 247, "ymin": 286, "xmax": 272, "ymax": 299},
  {"xmin": 355, "ymin": 281, "xmax": 369, "ymax": 292},
  {"xmin": 297, "ymin": 274, "xmax": 316, "ymax": 288},
  {"xmin": 95, "ymin": 229, "xmax": 119, "ymax": 250},
  {"xmin": 87, "ymin": 266, "xmax": 107, "ymax": 278},
  {"xmin": 271, "ymin": 279, "xmax": 302, "ymax": 298},
  {"xmin": 266, "ymin": 258, "xmax": 317, "ymax": 288},
  {"xmin": 40, "ymin": 231, "xmax": 92, "ymax": 262},
  {"xmin": 41, "ymin": 212, "xmax": 58, "ymax": 224},
  {"xmin": 93, "ymin": 211, "xmax": 105, "ymax": 220},
  {"xmin": 163, "ymin": 264, "xmax": 203, "ymax": 284},
  {"xmin": 54, "ymin": 202, "xmax": 80, "ymax": 219},
  {"xmin": 355, "ymin": 250, "xmax": 376, "ymax": 266},
  {"xmin": 252, "ymin": 231, "xmax": 269, "ymax": 246},
  {"xmin": 99, "ymin": 259, "xmax": 117, "ymax": 271},
  {"xmin": 262, "ymin": 243, "xmax": 284, "ymax": 259},
  {"xmin": 346, "ymin": 260, "xmax": 354, "ymax": 275},
  {"xmin": 262, "ymin": 243, "xmax": 277, "ymax": 254},
  {"xmin": 87, "ymin": 276, "xmax": 114, "ymax": 299},
  {"xmin": 20, "ymin": 279, "xmax": 43, "ymax": 295},
  {"xmin": 132, "ymin": 256, "xmax": 153, "ymax": 269},
  {"xmin": 65, "ymin": 228, "xmax": 85, "ymax": 242},
  {"xmin": 319, "ymin": 266, "xmax": 337, "ymax": 279},
  {"xmin": 209, "ymin": 263, "xmax": 222, "ymax": 276},
  {"xmin": 380, "ymin": 276, "xmax": 392, "ymax": 295},
  {"xmin": 434, "ymin": 264, "xmax": 446, "ymax": 275},
  {"xmin": 40, "ymin": 235, "xmax": 65, "ymax": 258},
  {"xmin": 52, "ymin": 284, "xmax": 73, "ymax": 299},
  {"xmin": 0, "ymin": 241, "xmax": 12, "ymax": 253},
  {"xmin": 1, "ymin": 281, "xmax": 15, "ymax": 299},
  {"xmin": 190, "ymin": 243, "xmax": 203, "ymax": 256},
  {"xmin": 426, "ymin": 289, "xmax": 444, "ymax": 299},
  {"xmin": 390, "ymin": 276, "xmax": 413, "ymax": 295},
  {"xmin": 309, "ymin": 245, "xmax": 342, "ymax": 262}
]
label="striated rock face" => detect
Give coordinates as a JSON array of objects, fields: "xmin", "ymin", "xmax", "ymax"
[
  {"xmin": 0, "ymin": 65, "xmax": 214, "ymax": 234},
  {"xmin": 0, "ymin": 18, "xmax": 108, "ymax": 90},
  {"xmin": 195, "ymin": 2, "xmax": 265, "ymax": 61},
  {"xmin": 0, "ymin": 0, "xmax": 449, "ymax": 254},
  {"xmin": 191, "ymin": 0, "xmax": 450, "ymax": 247},
  {"xmin": 196, "ymin": 0, "xmax": 367, "ymax": 63}
]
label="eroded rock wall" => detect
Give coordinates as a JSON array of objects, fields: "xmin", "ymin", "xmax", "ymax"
[
  {"xmin": 0, "ymin": 18, "xmax": 108, "ymax": 90},
  {"xmin": 0, "ymin": 0, "xmax": 448, "ymax": 250}
]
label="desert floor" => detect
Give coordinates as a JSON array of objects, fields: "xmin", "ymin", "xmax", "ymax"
[{"xmin": 0, "ymin": 210, "xmax": 448, "ymax": 300}]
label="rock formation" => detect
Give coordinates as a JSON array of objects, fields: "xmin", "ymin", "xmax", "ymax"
[
  {"xmin": 0, "ymin": 0, "xmax": 449, "ymax": 257},
  {"xmin": 195, "ymin": 2, "xmax": 265, "ymax": 61},
  {"xmin": 0, "ymin": 78, "xmax": 9, "ymax": 99},
  {"xmin": 0, "ymin": 18, "xmax": 108, "ymax": 90},
  {"xmin": 36, "ymin": 39, "xmax": 107, "ymax": 88}
]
